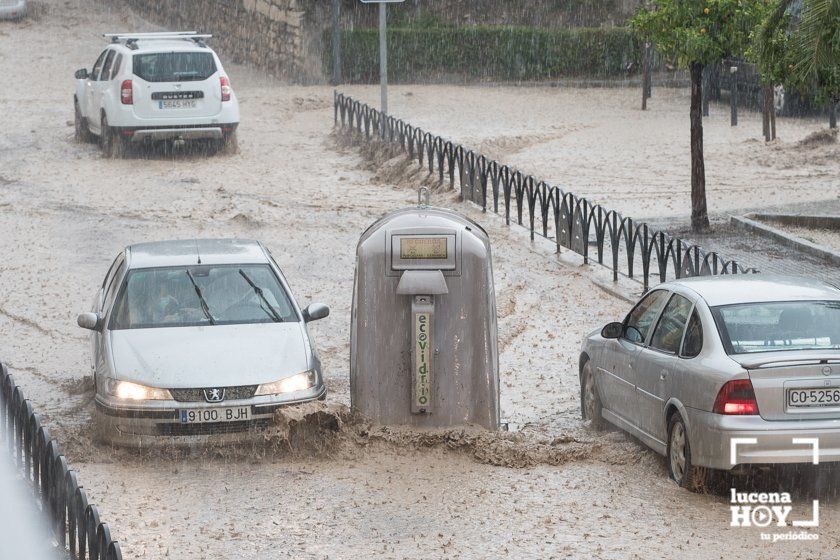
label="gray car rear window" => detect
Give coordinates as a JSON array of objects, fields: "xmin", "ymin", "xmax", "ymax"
[
  {"xmin": 680, "ymin": 311, "xmax": 703, "ymax": 358},
  {"xmin": 132, "ymin": 52, "xmax": 216, "ymax": 82},
  {"xmin": 712, "ymin": 300, "xmax": 840, "ymax": 354}
]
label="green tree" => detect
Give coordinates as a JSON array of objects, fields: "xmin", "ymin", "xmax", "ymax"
[
  {"xmin": 751, "ymin": 2, "xmax": 793, "ymax": 85},
  {"xmin": 759, "ymin": 0, "xmax": 840, "ymax": 127},
  {"xmin": 630, "ymin": 1, "xmax": 764, "ymax": 231},
  {"xmin": 748, "ymin": 2, "xmax": 787, "ymax": 139}
]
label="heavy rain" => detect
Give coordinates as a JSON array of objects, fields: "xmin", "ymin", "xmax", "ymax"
[{"xmin": 0, "ymin": 0, "xmax": 838, "ymax": 558}]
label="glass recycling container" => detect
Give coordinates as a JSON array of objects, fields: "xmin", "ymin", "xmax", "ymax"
[{"xmin": 350, "ymin": 190, "xmax": 500, "ymax": 429}]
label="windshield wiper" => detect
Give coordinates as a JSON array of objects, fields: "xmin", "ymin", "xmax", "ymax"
[
  {"xmin": 185, "ymin": 270, "xmax": 216, "ymax": 325},
  {"xmin": 238, "ymin": 269, "xmax": 283, "ymax": 323}
]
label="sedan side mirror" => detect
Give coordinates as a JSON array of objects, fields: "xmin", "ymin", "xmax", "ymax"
[
  {"xmin": 77, "ymin": 312, "xmax": 101, "ymax": 331},
  {"xmin": 601, "ymin": 322, "xmax": 623, "ymax": 339},
  {"xmin": 74, "ymin": 68, "xmax": 89, "ymax": 80},
  {"xmin": 303, "ymin": 303, "xmax": 330, "ymax": 323}
]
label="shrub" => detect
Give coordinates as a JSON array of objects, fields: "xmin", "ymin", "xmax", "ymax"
[{"xmin": 324, "ymin": 26, "xmax": 641, "ymax": 83}]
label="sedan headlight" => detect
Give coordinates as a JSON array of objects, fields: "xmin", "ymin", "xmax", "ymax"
[
  {"xmin": 255, "ymin": 371, "xmax": 316, "ymax": 396},
  {"xmin": 106, "ymin": 379, "xmax": 172, "ymax": 401}
]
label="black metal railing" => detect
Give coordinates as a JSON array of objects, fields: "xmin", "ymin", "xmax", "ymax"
[
  {"xmin": 334, "ymin": 92, "xmax": 756, "ymax": 290},
  {"xmin": 1, "ymin": 362, "xmax": 122, "ymax": 560}
]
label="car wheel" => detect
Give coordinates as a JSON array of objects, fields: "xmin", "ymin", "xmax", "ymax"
[
  {"xmin": 580, "ymin": 360, "xmax": 605, "ymax": 430},
  {"xmin": 667, "ymin": 413, "xmax": 715, "ymax": 492},
  {"xmin": 100, "ymin": 115, "xmax": 126, "ymax": 158},
  {"xmin": 74, "ymin": 100, "xmax": 93, "ymax": 143},
  {"xmin": 220, "ymin": 130, "xmax": 239, "ymax": 155},
  {"xmin": 93, "ymin": 409, "xmax": 113, "ymax": 445}
]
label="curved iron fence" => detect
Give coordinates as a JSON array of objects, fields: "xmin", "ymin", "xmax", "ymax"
[
  {"xmin": 334, "ymin": 92, "xmax": 756, "ymax": 290},
  {"xmin": 1, "ymin": 362, "xmax": 122, "ymax": 560}
]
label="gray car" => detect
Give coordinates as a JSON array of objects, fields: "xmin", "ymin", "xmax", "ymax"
[
  {"xmin": 580, "ymin": 275, "xmax": 840, "ymax": 491},
  {"xmin": 77, "ymin": 239, "xmax": 329, "ymax": 446}
]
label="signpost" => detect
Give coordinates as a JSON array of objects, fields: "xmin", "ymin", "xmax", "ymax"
[
  {"xmin": 360, "ymin": 0, "xmax": 405, "ymax": 118},
  {"xmin": 331, "ymin": 0, "xmax": 341, "ymax": 85},
  {"xmin": 729, "ymin": 65, "xmax": 739, "ymax": 126}
]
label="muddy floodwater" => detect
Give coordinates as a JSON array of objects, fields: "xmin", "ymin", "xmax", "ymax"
[{"xmin": 1, "ymin": 1, "xmax": 839, "ymax": 558}]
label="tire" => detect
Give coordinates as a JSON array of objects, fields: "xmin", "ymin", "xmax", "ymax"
[
  {"xmin": 220, "ymin": 130, "xmax": 239, "ymax": 155},
  {"xmin": 74, "ymin": 99, "xmax": 93, "ymax": 143},
  {"xmin": 667, "ymin": 413, "xmax": 717, "ymax": 492},
  {"xmin": 580, "ymin": 360, "xmax": 605, "ymax": 430},
  {"xmin": 100, "ymin": 115, "xmax": 126, "ymax": 158},
  {"xmin": 93, "ymin": 408, "xmax": 113, "ymax": 445}
]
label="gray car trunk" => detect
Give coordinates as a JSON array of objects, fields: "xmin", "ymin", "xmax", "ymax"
[{"xmin": 732, "ymin": 351, "xmax": 840, "ymax": 421}]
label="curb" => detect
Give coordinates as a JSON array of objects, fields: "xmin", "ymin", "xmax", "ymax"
[
  {"xmin": 590, "ymin": 275, "xmax": 639, "ymax": 304},
  {"xmin": 730, "ymin": 215, "xmax": 840, "ymax": 267},
  {"xmin": 749, "ymin": 213, "xmax": 840, "ymax": 230}
]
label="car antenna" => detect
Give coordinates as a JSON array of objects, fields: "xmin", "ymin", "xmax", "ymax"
[{"xmin": 194, "ymin": 239, "xmax": 202, "ymax": 264}]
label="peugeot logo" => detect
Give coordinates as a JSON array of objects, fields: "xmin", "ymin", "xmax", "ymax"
[
  {"xmin": 823, "ymin": 366, "xmax": 833, "ymax": 376},
  {"xmin": 204, "ymin": 388, "xmax": 225, "ymax": 403}
]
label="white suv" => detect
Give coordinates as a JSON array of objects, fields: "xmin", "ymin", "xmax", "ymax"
[
  {"xmin": 74, "ymin": 32, "xmax": 240, "ymax": 157},
  {"xmin": 0, "ymin": 0, "xmax": 27, "ymax": 20}
]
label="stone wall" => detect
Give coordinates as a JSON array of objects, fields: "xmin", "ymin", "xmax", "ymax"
[{"xmin": 120, "ymin": 0, "xmax": 320, "ymax": 82}]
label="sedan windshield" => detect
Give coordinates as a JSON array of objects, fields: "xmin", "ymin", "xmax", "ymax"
[
  {"xmin": 109, "ymin": 264, "xmax": 298, "ymax": 329},
  {"xmin": 712, "ymin": 300, "xmax": 840, "ymax": 354}
]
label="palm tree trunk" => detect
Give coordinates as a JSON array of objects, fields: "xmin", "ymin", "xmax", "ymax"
[{"xmin": 690, "ymin": 61, "xmax": 709, "ymax": 231}]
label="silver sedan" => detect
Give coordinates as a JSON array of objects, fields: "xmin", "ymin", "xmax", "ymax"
[
  {"xmin": 579, "ymin": 275, "xmax": 840, "ymax": 491},
  {"xmin": 77, "ymin": 239, "xmax": 329, "ymax": 446}
]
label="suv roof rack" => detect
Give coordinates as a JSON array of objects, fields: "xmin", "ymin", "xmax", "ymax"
[{"xmin": 103, "ymin": 32, "xmax": 212, "ymax": 49}]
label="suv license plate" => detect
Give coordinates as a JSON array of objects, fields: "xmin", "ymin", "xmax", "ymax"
[
  {"xmin": 787, "ymin": 388, "xmax": 840, "ymax": 408},
  {"xmin": 160, "ymin": 100, "xmax": 197, "ymax": 109},
  {"xmin": 180, "ymin": 407, "xmax": 251, "ymax": 424}
]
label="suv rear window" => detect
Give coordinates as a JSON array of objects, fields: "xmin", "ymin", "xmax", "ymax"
[{"xmin": 132, "ymin": 52, "xmax": 216, "ymax": 82}]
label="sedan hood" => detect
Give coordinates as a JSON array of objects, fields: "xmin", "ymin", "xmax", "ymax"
[{"xmin": 110, "ymin": 323, "xmax": 310, "ymax": 388}]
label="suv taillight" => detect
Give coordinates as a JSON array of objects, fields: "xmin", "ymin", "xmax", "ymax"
[
  {"xmin": 120, "ymin": 80, "xmax": 133, "ymax": 105},
  {"xmin": 220, "ymin": 76, "xmax": 231, "ymax": 102},
  {"xmin": 713, "ymin": 379, "xmax": 759, "ymax": 415}
]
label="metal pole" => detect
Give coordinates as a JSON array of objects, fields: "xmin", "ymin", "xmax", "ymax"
[
  {"xmin": 641, "ymin": 40, "xmax": 649, "ymax": 110},
  {"xmin": 331, "ymin": 0, "xmax": 341, "ymax": 86},
  {"xmin": 379, "ymin": 2, "xmax": 388, "ymax": 117},
  {"xmin": 730, "ymin": 67, "xmax": 738, "ymax": 126}
]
